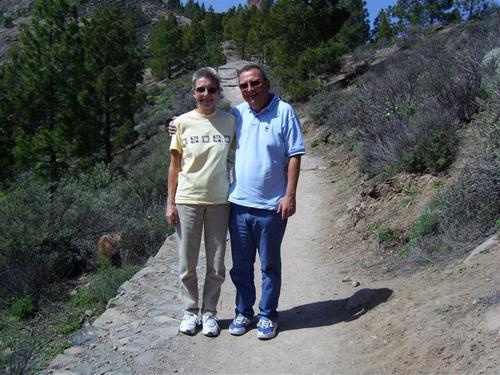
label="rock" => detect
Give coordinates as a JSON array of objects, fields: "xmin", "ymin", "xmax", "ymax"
[
  {"xmin": 106, "ymin": 298, "xmax": 119, "ymax": 308},
  {"xmin": 464, "ymin": 233, "xmax": 499, "ymax": 265},
  {"xmin": 118, "ymin": 281, "xmax": 129, "ymax": 294},
  {"xmin": 342, "ymin": 277, "xmax": 351, "ymax": 282},
  {"xmin": 73, "ymin": 326, "xmax": 103, "ymax": 346},
  {"xmin": 49, "ymin": 354, "xmax": 74, "ymax": 369},
  {"xmin": 352, "ymin": 281, "xmax": 360, "ymax": 287},
  {"xmin": 64, "ymin": 347, "xmax": 84, "ymax": 356},
  {"xmin": 134, "ymin": 353, "xmax": 156, "ymax": 366}
]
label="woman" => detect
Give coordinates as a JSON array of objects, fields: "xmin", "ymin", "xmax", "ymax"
[{"xmin": 166, "ymin": 67, "xmax": 235, "ymax": 337}]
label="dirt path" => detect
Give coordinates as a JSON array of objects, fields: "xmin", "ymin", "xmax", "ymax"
[
  {"xmin": 46, "ymin": 58, "xmax": 500, "ymax": 375},
  {"xmin": 155, "ymin": 58, "xmax": 369, "ymax": 374}
]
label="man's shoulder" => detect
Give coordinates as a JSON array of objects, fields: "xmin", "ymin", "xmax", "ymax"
[{"xmin": 276, "ymin": 98, "xmax": 296, "ymax": 114}]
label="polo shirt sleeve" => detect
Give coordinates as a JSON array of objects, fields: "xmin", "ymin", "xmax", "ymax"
[
  {"xmin": 169, "ymin": 120, "xmax": 183, "ymax": 154},
  {"xmin": 283, "ymin": 109, "xmax": 306, "ymax": 157}
]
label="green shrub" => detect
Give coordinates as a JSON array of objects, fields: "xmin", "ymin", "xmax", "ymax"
[
  {"xmin": 10, "ymin": 296, "xmax": 38, "ymax": 320},
  {"xmin": 363, "ymin": 222, "xmax": 400, "ymax": 249},
  {"xmin": 1, "ymin": 16, "xmax": 14, "ymax": 28},
  {"xmin": 401, "ymin": 129, "xmax": 455, "ymax": 173},
  {"xmin": 56, "ymin": 315, "xmax": 81, "ymax": 335},
  {"xmin": 43, "ymin": 339, "xmax": 72, "ymax": 360},
  {"xmin": 399, "ymin": 185, "xmax": 419, "ymax": 207},
  {"xmin": 288, "ymin": 79, "xmax": 321, "ymax": 101},
  {"xmin": 378, "ymin": 226, "xmax": 400, "ymax": 247},
  {"xmin": 310, "ymin": 139, "xmax": 320, "ymax": 148},
  {"xmin": 410, "ymin": 199, "xmax": 445, "ymax": 239},
  {"xmin": 72, "ymin": 264, "xmax": 139, "ymax": 312}
]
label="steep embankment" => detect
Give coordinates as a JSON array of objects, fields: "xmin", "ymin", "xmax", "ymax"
[{"xmin": 46, "ymin": 58, "xmax": 500, "ymax": 375}]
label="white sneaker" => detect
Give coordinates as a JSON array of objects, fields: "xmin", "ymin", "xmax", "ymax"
[
  {"xmin": 202, "ymin": 315, "xmax": 220, "ymax": 337},
  {"xmin": 179, "ymin": 313, "xmax": 200, "ymax": 335}
]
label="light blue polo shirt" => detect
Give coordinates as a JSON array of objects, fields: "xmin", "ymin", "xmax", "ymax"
[{"xmin": 228, "ymin": 94, "xmax": 305, "ymax": 210}]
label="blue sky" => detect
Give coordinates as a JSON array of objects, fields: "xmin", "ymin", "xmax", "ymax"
[{"xmin": 193, "ymin": 0, "xmax": 397, "ymax": 26}]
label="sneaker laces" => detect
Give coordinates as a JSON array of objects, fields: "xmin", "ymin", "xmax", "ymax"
[
  {"xmin": 203, "ymin": 315, "xmax": 218, "ymax": 326},
  {"xmin": 234, "ymin": 314, "xmax": 247, "ymax": 324},
  {"xmin": 182, "ymin": 314, "xmax": 200, "ymax": 325},
  {"xmin": 258, "ymin": 318, "xmax": 272, "ymax": 328}
]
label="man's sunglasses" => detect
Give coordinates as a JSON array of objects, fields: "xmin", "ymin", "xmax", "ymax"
[
  {"xmin": 194, "ymin": 86, "xmax": 219, "ymax": 94},
  {"xmin": 238, "ymin": 79, "xmax": 263, "ymax": 90}
]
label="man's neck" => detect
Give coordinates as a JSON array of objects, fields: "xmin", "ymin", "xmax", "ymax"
[{"xmin": 251, "ymin": 94, "xmax": 273, "ymax": 113}]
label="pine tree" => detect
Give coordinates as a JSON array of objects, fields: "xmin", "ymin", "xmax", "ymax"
[
  {"xmin": 392, "ymin": 0, "xmax": 426, "ymax": 30},
  {"xmin": 247, "ymin": 4, "xmax": 272, "ymax": 63},
  {"xmin": 372, "ymin": 8, "xmax": 395, "ymax": 41},
  {"xmin": 166, "ymin": 0, "xmax": 181, "ymax": 11},
  {"xmin": 0, "ymin": 64, "xmax": 15, "ymax": 183},
  {"xmin": 9, "ymin": 0, "xmax": 82, "ymax": 183},
  {"xmin": 182, "ymin": 16, "xmax": 206, "ymax": 69},
  {"xmin": 224, "ymin": 5, "xmax": 250, "ymax": 59},
  {"xmin": 80, "ymin": 6, "xmax": 144, "ymax": 163},
  {"xmin": 337, "ymin": 0, "xmax": 370, "ymax": 48},
  {"xmin": 203, "ymin": 5, "xmax": 223, "ymax": 44},
  {"xmin": 150, "ymin": 13, "xmax": 183, "ymax": 79},
  {"xmin": 183, "ymin": 0, "xmax": 205, "ymax": 20},
  {"xmin": 454, "ymin": 0, "xmax": 490, "ymax": 19}
]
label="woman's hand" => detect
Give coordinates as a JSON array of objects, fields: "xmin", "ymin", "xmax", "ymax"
[{"xmin": 166, "ymin": 203, "xmax": 178, "ymax": 225}]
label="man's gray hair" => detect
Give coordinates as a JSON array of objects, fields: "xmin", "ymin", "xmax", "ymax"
[
  {"xmin": 192, "ymin": 67, "xmax": 221, "ymax": 90},
  {"xmin": 238, "ymin": 64, "xmax": 268, "ymax": 81}
]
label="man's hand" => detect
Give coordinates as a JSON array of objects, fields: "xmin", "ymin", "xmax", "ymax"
[
  {"xmin": 168, "ymin": 116, "xmax": 178, "ymax": 136},
  {"xmin": 277, "ymin": 194, "xmax": 296, "ymax": 219},
  {"xmin": 166, "ymin": 203, "xmax": 178, "ymax": 225}
]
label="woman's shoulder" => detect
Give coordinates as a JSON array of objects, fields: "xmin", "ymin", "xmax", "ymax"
[{"xmin": 175, "ymin": 110, "xmax": 196, "ymax": 122}]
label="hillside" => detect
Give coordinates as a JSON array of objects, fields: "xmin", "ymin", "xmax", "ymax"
[{"xmin": 0, "ymin": 0, "xmax": 178, "ymax": 64}]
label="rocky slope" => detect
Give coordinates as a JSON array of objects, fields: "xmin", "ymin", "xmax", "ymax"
[{"xmin": 0, "ymin": 0, "xmax": 180, "ymax": 64}]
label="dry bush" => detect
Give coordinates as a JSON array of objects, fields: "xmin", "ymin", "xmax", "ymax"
[
  {"xmin": 0, "ymin": 132, "xmax": 170, "ymax": 301},
  {"xmin": 309, "ymin": 11, "xmax": 500, "ymax": 177},
  {"xmin": 401, "ymin": 43, "xmax": 500, "ymax": 264},
  {"xmin": 0, "ymin": 180, "xmax": 116, "ymax": 299}
]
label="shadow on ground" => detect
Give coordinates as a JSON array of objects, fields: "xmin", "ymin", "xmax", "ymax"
[{"xmin": 219, "ymin": 288, "xmax": 393, "ymax": 332}]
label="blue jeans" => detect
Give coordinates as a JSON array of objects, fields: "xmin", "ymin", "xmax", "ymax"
[{"xmin": 229, "ymin": 203, "xmax": 287, "ymax": 321}]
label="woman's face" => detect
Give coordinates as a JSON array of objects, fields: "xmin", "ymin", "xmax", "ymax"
[{"xmin": 192, "ymin": 77, "xmax": 220, "ymax": 113}]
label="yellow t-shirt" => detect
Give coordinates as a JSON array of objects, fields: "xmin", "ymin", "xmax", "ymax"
[{"xmin": 170, "ymin": 109, "xmax": 235, "ymax": 204}]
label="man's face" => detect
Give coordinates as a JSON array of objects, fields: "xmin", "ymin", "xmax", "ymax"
[{"xmin": 238, "ymin": 68, "xmax": 271, "ymax": 112}]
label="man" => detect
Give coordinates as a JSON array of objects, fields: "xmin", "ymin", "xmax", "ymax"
[
  {"xmin": 169, "ymin": 64, "xmax": 305, "ymax": 340},
  {"xmin": 227, "ymin": 64, "xmax": 305, "ymax": 340}
]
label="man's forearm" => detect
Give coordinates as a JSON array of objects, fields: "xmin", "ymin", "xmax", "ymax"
[{"xmin": 285, "ymin": 155, "xmax": 301, "ymax": 198}]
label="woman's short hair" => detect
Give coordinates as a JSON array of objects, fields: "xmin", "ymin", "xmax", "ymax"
[{"xmin": 192, "ymin": 67, "xmax": 221, "ymax": 90}]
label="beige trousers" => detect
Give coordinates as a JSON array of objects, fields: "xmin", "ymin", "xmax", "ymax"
[{"xmin": 176, "ymin": 203, "xmax": 229, "ymax": 316}]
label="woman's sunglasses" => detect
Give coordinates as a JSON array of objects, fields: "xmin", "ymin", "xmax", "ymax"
[{"xmin": 195, "ymin": 86, "xmax": 219, "ymax": 94}]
